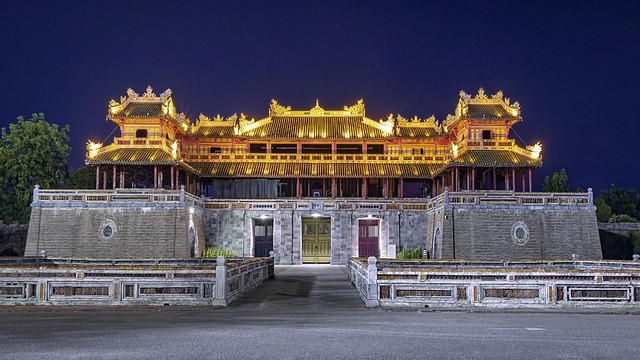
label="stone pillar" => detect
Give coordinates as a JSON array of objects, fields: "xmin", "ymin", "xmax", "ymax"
[
  {"xmin": 32, "ymin": 185, "xmax": 39, "ymax": 204},
  {"xmin": 180, "ymin": 185, "xmax": 185, "ymax": 202},
  {"xmin": 120, "ymin": 166, "xmax": 125, "ymax": 188},
  {"xmin": 588, "ymin": 188, "xmax": 593, "ymax": 205},
  {"xmin": 365, "ymin": 256, "xmax": 379, "ymax": 308},
  {"xmin": 213, "ymin": 256, "xmax": 227, "ymax": 307},
  {"xmin": 444, "ymin": 187, "xmax": 449, "ymax": 204}
]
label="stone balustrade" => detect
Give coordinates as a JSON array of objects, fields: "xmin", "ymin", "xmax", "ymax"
[
  {"xmin": 0, "ymin": 256, "xmax": 273, "ymax": 306},
  {"xmin": 347, "ymin": 258, "xmax": 640, "ymax": 308}
]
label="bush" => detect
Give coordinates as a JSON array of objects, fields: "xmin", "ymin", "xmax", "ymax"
[
  {"xmin": 201, "ymin": 248, "xmax": 236, "ymax": 258},
  {"xmin": 396, "ymin": 247, "xmax": 423, "ymax": 260},
  {"xmin": 608, "ymin": 214, "xmax": 639, "ymax": 223}
]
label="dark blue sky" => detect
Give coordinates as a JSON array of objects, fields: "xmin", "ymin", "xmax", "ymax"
[{"xmin": 1, "ymin": 1, "xmax": 638, "ymax": 194}]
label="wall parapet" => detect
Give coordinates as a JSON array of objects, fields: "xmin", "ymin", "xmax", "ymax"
[
  {"xmin": 0, "ymin": 256, "xmax": 273, "ymax": 306},
  {"xmin": 347, "ymin": 258, "xmax": 640, "ymax": 308},
  {"xmin": 31, "ymin": 188, "xmax": 592, "ymax": 211}
]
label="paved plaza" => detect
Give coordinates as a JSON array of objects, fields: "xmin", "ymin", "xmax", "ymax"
[{"xmin": 1, "ymin": 265, "xmax": 639, "ymax": 359}]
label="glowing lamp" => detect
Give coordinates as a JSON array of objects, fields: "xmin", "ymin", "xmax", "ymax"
[{"xmin": 87, "ymin": 141, "xmax": 103, "ymax": 158}]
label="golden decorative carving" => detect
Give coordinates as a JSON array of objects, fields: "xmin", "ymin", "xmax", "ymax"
[
  {"xmin": 213, "ymin": 114, "xmax": 225, "ymax": 121},
  {"xmin": 143, "ymin": 85, "xmax": 156, "ymax": 98},
  {"xmin": 269, "ymin": 99, "xmax": 291, "ymax": 115},
  {"xmin": 126, "ymin": 88, "xmax": 139, "ymax": 97},
  {"xmin": 343, "ymin": 99, "xmax": 365, "ymax": 115},
  {"xmin": 109, "ymin": 99, "xmax": 118, "ymax": 107},
  {"xmin": 160, "ymin": 89, "xmax": 172, "ymax": 99},
  {"xmin": 459, "ymin": 90, "xmax": 471, "ymax": 102},
  {"xmin": 198, "ymin": 113, "xmax": 210, "ymax": 123},
  {"xmin": 491, "ymin": 91, "xmax": 503, "ymax": 100},
  {"xmin": 475, "ymin": 87, "xmax": 487, "ymax": 99}
]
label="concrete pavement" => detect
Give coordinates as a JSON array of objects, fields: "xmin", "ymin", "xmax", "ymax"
[{"xmin": 1, "ymin": 265, "xmax": 639, "ymax": 359}]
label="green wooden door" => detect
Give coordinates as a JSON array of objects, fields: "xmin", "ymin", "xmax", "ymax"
[{"xmin": 302, "ymin": 217, "xmax": 331, "ymax": 263}]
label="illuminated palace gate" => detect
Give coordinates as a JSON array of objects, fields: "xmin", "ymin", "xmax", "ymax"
[{"xmin": 301, "ymin": 217, "xmax": 331, "ymax": 263}]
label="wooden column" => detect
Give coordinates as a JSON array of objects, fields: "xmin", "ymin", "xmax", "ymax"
[
  {"xmin": 362, "ymin": 178, "xmax": 368, "ymax": 198},
  {"xmin": 119, "ymin": 166, "xmax": 125, "ymax": 188},
  {"xmin": 434, "ymin": 176, "xmax": 438, "ymax": 196},
  {"xmin": 398, "ymin": 178, "xmax": 404, "ymax": 199},
  {"xmin": 466, "ymin": 167, "xmax": 470, "ymax": 191},
  {"xmin": 454, "ymin": 167, "xmax": 459, "ymax": 191},
  {"xmin": 472, "ymin": 168, "xmax": 476, "ymax": 191},
  {"xmin": 492, "ymin": 167, "xmax": 497, "ymax": 190},
  {"xmin": 528, "ymin": 169, "xmax": 533, "ymax": 192},
  {"xmin": 112, "ymin": 165, "xmax": 116, "ymax": 190},
  {"xmin": 103, "ymin": 170, "xmax": 107, "ymax": 190},
  {"xmin": 331, "ymin": 177, "xmax": 336, "ymax": 198},
  {"xmin": 171, "ymin": 166, "xmax": 175, "ymax": 190},
  {"xmin": 522, "ymin": 173, "xmax": 526, "ymax": 193},
  {"xmin": 95, "ymin": 165, "xmax": 100, "ymax": 190},
  {"xmin": 505, "ymin": 171, "xmax": 509, "ymax": 190},
  {"xmin": 159, "ymin": 167, "xmax": 164, "ymax": 189},
  {"xmin": 154, "ymin": 166, "xmax": 158, "ymax": 189},
  {"xmin": 512, "ymin": 168, "xmax": 516, "ymax": 192},
  {"xmin": 383, "ymin": 178, "xmax": 389, "ymax": 199},
  {"xmin": 296, "ymin": 178, "xmax": 301, "ymax": 198}
]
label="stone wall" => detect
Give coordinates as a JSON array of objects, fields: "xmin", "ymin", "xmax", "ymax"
[
  {"xmin": 0, "ymin": 222, "xmax": 29, "ymax": 256},
  {"xmin": 25, "ymin": 202, "xmax": 205, "ymax": 259},
  {"xmin": 432, "ymin": 204, "xmax": 602, "ymax": 260},
  {"xmin": 201, "ymin": 208, "xmax": 429, "ymax": 265}
]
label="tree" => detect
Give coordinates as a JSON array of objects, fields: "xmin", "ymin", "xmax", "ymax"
[
  {"xmin": 66, "ymin": 165, "xmax": 97, "ymax": 189},
  {"xmin": 543, "ymin": 169, "xmax": 569, "ymax": 192},
  {"xmin": 597, "ymin": 184, "xmax": 640, "ymax": 221},
  {"xmin": 0, "ymin": 113, "xmax": 70, "ymax": 223},
  {"xmin": 594, "ymin": 196, "xmax": 612, "ymax": 222}
]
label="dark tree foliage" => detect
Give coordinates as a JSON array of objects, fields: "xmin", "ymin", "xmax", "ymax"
[
  {"xmin": 66, "ymin": 165, "xmax": 96, "ymax": 189},
  {"xmin": 597, "ymin": 184, "xmax": 640, "ymax": 221},
  {"xmin": 0, "ymin": 114, "xmax": 70, "ymax": 223},
  {"xmin": 542, "ymin": 169, "xmax": 569, "ymax": 192}
]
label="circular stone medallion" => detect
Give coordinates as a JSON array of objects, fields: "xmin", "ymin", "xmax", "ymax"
[
  {"xmin": 511, "ymin": 221, "xmax": 529, "ymax": 246},
  {"xmin": 100, "ymin": 219, "xmax": 117, "ymax": 240}
]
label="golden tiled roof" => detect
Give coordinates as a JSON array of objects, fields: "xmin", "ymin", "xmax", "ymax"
[
  {"xmin": 241, "ymin": 116, "xmax": 391, "ymax": 139},
  {"xmin": 186, "ymin": 161, "xmax": 441, "ymax": 178},
  {"xmin": 112, "ymin": 102, "xmax": 165, "ymax": 118},
  {"xmin": 192, "ymin": 126, "xmax": 235, "ymax": 137},
  {"xmin": 464, "ymin": 104, "xmax": 518, "ymax": 120},
  {"xmin": 87, "ymin": 148, "xmax": 177, "ymax": 165},
  {"xmin": 451, "ymin": 150, "xmax": 541, "ymax": 167}
]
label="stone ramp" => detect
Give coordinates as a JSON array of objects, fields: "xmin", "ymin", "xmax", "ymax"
[{"xmin": 228, "ymin": 265, "xmax": 366, "ymax": 312}]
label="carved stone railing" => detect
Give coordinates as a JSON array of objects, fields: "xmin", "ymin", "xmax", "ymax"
[
  {"xmin": 31, "ymin": 187, "xmax": 593, "ymax": 210},
  {"xmin": 347, "ymin": 258, "xmax": 640, "ymax": 308},
  {"xmin": 0, "ymin": 256, "xmax": 273, "ymax": 306}
]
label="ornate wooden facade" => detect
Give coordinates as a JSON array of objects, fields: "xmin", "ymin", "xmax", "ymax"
[{"xmin": 86, "ymin": 86, "xmax": 542, "ymax": 198}]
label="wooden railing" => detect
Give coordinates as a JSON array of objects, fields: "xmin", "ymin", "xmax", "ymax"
[{"xmin": 182, "ymin": 152, "xmax": 448, "ymax": 163}]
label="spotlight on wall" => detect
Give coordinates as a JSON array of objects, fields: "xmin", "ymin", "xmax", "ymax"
[
  {"xmin": 311, "ymin": 213, "xmax": 322, "ymax": 218},
  {"xmin": 259, "ymin": 214, "xmax": 270, "ymax": 219},
  {"xmin": 189, "ymin": 207, "xmax": 195, "ymax": 214},
  {"xmin": 366, "ymin": 214, "xmax": 373, "ymax": 219}
]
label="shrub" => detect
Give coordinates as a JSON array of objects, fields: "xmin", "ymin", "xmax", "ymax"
[
  {"xmin": 608, "ymin": 214, "xmax": 639, "ymax": 223},
  {"xmin": 396, "ymin": 247, "xmax": 423, "ymax": 260},
  {"xmin": 201, "ymin": 247, "xmax": 236, "ymax": 258}
]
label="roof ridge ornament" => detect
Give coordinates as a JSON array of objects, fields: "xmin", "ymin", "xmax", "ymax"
[
  {"xmin": 343, "ymin": 99, "xmax": 365, "ymax": 116},
  {"xmin": 475, "ymin": 87, "xmax": 488, "ymax": 99},
  {"xmin": 269, "ymin": 99, "xmax": 291, "ymax": 116},
  {"xmin": 143, "ymin": 86, "xmax": 156, "ymax": 98},
  {"xmin": 160, "ymin": 89, "xmax": 172, "ymax": 99}
]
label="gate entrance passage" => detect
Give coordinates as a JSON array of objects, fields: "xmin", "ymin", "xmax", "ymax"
[
  {"xmin": 302, "ymin": 217, "xmax": 331, "ymax": 263},
  {"xmin": 358, "ymin": 219, "xmax": 379, "ymax": 257},
  {"xmin": 253, "ymin": 218, "xmax": 274, "ymax": 257}
]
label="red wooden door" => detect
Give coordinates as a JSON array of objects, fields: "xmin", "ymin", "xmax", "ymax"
[{"xmin": 358, "ymin": 219, "xmax": 379, "ymax": 257}]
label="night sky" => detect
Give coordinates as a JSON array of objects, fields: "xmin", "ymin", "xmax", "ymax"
[{"xmin": 1, "ymin": 1, "xmax": 638, "ymax": 195}]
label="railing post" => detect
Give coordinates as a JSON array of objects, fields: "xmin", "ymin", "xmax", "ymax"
[
  {"xmin": 32, "ymin": 185, "xmax": 40, "ymax": 204},
  {"xmin": 180, "ymin": 185, "xmax": 185, "ymax": 202},
  {"xmin": 213, "ymin": 256, "xmax": 227, "ymax": 307},
  {"xmin": 366, "ymin": 256, "xmax": 379, "ymax": 308}
]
